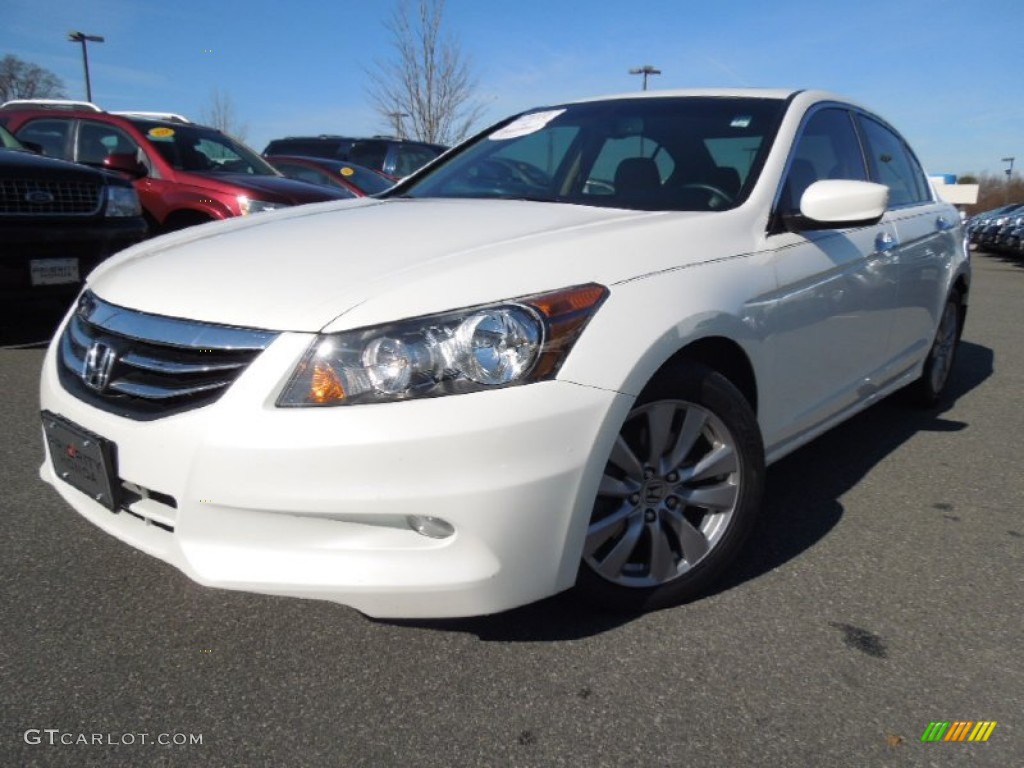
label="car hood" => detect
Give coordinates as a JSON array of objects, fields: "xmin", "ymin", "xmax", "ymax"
[
  {"xmin": 0, "ymin": 147, "xmax": 110, "ymax": 180},
  {"xmin": 88, "ymin": 197, "xmax": 722, "ymax": 332},
  {"xmin": 185, "ymin": 171, "xmax": 351, "ymax": 203}
]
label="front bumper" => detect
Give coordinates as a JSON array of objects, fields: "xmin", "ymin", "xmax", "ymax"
[
  {"xmin": 1, "ymin": 216, "xmax": 147, "ymax": 302},
  {"xmin": 40, "ymin": 331, "xmax": 630, "ymax": 618}
]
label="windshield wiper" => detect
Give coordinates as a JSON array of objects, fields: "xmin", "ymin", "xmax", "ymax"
[{"xmin": 488, "ymin": 194, "xmax": 558, "ymax": 203}]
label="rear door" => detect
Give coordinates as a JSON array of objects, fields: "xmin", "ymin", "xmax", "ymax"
[{"xmin": 856, "ymin": 114, "xmax": 961, "ymax": 375}]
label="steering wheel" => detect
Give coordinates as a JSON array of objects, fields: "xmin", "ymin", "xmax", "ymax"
[
  {"xmin": 218, "ymin": 159, "xmax": 252, "ymax": 173},
  {"xmin": 478, "ymin": 158, "xmax": 551, "ymax": 189},
  {"xmin": 679, "ymin": 183, "xmax": 735, "ymax": 208}
]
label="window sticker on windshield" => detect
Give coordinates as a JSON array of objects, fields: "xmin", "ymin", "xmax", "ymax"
[
  {"xmin": 489, "ymin": 109, "xmax": 566, "ymax": 140},
  {"xmin": 148, "ymin": 127, "xmax": 175, "ymax": 138},
  {"xmin": 730, "ymin": 116, "xmax": 752, "ymax": 129},
  {"xmin": 340, "ymin": 166, "xmax": 354, "ymax": 176}
]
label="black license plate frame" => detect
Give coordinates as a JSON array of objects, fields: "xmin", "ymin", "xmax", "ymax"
[{"xmin": 42, "ymin": 411, "xmax": 120, "ymax": 511}]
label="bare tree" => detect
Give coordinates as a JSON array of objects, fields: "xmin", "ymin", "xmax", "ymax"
[
  {"xmin": 367, "ymin": 0, "xmax": 485, "ymax": 145},
  {"xmin": 0, "ymin": 54, "xmax": 66, "ymax": 101},
  {"xmin": 964, "ymin": 171, "xmax": 1024, "ymax": 215},
  {"xmin": 201, "ymin": 87, "xmax": 249, "ymax": 143}
]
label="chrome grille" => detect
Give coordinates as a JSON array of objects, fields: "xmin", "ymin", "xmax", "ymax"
[
  {"xmin": 0, "ymin": 178, "xmax": 102, "ymax": 215},
  {"xmin": 58, "ymin": 291, "xmax": 278, "ymax": 420}
]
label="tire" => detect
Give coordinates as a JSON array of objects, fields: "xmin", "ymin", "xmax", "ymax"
[
  {"xmin": 575, "ymin": 362, "xmax": 765, "ymax": 613},
  {"xmin": 907, "ymin": 289, "xmax": 963, "ymax": 408}
]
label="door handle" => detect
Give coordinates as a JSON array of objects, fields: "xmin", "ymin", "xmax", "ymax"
[{"xmin": 875, "ymin": 232, "xmax": 898, "ymax": 252}]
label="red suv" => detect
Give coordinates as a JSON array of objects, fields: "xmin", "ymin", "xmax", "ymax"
[{"xmin": 0, "ymin": 101, "xmax": 350, "ymax": 233}]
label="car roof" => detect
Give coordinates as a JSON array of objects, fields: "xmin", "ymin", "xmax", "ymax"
[
  {"xmin": 571, "ymin": 87, "xmax": 803, "ymax": 103},
  {"xmin": 0, "ymin": 100, "xmax": 203, "ymax": 130},
  {"xmin": 266, "ymin": 135, "xmax": 444, "ymax": 147},
  {"xmin": 561, "ymin": 88, "xmax": 868, "ymax": 114}
]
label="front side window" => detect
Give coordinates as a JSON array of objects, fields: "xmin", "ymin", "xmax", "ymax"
[
  {"xmin": 857, "ymin": 116, "xmax": 930, "ymax": 207},
  {"xmin": 398, "ymin": 97, "xmax": 786, "ymax": 211},
  {"xmin": 780, "ymin": 107, "xmax": 867, "ymax": 212},
  {"xmin": 76, "ymin": 120, "xmax": 145, "ymax": 169}
]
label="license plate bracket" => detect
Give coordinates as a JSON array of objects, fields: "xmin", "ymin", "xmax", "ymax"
[
  {"xmin": 30, "ymin": 258, "xmax": 80, "ymax": 286},
  {"xmin": 42, "ymin": 411, "xmax": 120, "ymax": 511}
]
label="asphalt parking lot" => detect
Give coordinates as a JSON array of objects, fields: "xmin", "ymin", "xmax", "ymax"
[{"xmin": 1, "ymin": 252, "xmax": 1020, "ymax": 767}]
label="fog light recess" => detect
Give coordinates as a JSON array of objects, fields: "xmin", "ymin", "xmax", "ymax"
[{"xmin": 406, "ymin": 515, "xmax": 456, "ymax": 539}]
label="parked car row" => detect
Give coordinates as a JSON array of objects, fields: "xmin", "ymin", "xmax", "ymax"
[
  {"xmin": 262, "ymin": 134, "xmax": 446, "ymax": 179},
  {"xmin": 0, "ymin": 123, "xmax": 147, "ymax": 303},
  {"xmin": 0, "ymin": 99, "xmax": 444, "ymax": 302},
  {"xmin": 0, "ymin": 100, "xmax": 354, "ymax": 235},
  {"xmin": 264, "ymin": 155, "xmax": 394, "ymax": 196},
  {"xmin": 967, "ymin": 202, "xmax": 1024, "ymax": 254}
]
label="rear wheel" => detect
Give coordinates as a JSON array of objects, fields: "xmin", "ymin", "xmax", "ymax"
[
  {"xmin": 907, "ymin": 289, "xmax": 962, "ymax": 407},
  {"xmin": 576, "ymin": 362, "xmax": 764, "ymax": 612}
]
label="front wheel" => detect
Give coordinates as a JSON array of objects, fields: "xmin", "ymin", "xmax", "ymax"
[{"xmin": 575, "ymin": 362, "xmax": 765, "ymax": 613}]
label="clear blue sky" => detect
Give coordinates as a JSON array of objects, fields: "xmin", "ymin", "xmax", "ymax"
[{"xmin": 2, "ymin": 0, "xmax": 1021, "ymax": 177}]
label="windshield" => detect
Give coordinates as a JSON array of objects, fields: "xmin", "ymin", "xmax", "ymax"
[
  {"xmin": 399, "ymin": 97, "xmax": 786, "ymax": 211},
  {"xmin": 132, "ymin": 120, "xmax": 280, "ymax": 176},
  {"xmin": 337, "ymin": 162, "xmax": 393, "ymax": 194}
]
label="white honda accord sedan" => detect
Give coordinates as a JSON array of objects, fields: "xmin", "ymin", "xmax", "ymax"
[{"xmin": 39, "ymin": 89, "xmax": 969, "ymax": 618}]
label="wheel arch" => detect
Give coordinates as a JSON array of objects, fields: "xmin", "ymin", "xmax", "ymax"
[
  {"xmin": 951, "ymin": 270, "xmax": 970, "ymax": 332},
  {"xmin": 161, "ymin": 208, "xmax": 215, "ymax": 233},
  {"xmin": 657, "ymin": 336, "xmax": 759, "ymax": 414},
  {"xmin": 555, "ymin": 331, "xmax": 763, "ymax": 593}
]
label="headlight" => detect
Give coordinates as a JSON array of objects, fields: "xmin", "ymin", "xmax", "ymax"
[
  {"xmin": 104, "ymin": 186, "xmax": 142, "ymax": 217},
  {"xmin": 238, "ymin": 196, "xmax": 287, "ymax": 215},
  {"xmin": 277, "ymin": 283, "xmax": 608, "ymax": 406}
]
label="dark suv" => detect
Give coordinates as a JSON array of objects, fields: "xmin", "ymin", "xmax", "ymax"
[
  {"xmin": 263, "ymin": 135, "xmax": 446, "ymax": 178},
  {"xmin": 0, "ymin": 101, "xmax": 349, "ymax": 234},
  {"xmin": 0, "ymin": 124, "xmax": 146, "ymax": 302}
]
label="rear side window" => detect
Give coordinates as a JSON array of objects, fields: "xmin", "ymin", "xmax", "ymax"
[
  {"xmin": 857, "ymin": 116, "xmax": 930, "ymax": 207},
  {"xmin": 264, "ymin": 139, "xmax": 351, "ymax": 159},
  {"xmin": 348, "ymin": 141, "xmax": 388, "ymax": 172},
  {"xmin": 393, "ymin": 144, "xmax": 441, "ymax": 177},
  {"xmin": 15, "ymin": 119, "xmax": 71, "ymax": 159}
]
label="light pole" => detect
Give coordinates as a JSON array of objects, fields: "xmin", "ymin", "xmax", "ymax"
[
  {"xmin": 68, "ymin": 31, "xmax": 104, "ymax": 102},
  {"xmin": 1002, "ymin": 157, "xmax": 1015, "ymax": 204},
  {"xmin": 386, "ymin": 110, "xmax": 409, "ymax": 139},
  {"xmin": 629, "ymin": 65, "xmax": 661, "ymax": 91}
]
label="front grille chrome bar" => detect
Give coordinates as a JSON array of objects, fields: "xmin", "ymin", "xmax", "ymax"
[{"xmin": 57, "ymin": 291, "xmax": 279, "ymax": 420}]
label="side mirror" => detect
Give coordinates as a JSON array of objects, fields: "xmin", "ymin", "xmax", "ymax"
[
  {"xmin": 784, "ymin": 179, "xmax": 889, "ymax": 231},
  {"xmin": 103, "ymin": 152, "xmax": 148, "ymax": 178},
  {"xmin": 21, "ymin": 139, "xmax": 44, "ymax": 154}
]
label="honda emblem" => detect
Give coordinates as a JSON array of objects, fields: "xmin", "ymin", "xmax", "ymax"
[{"xmin": 82, "ymin": 341, "xmax": 117, "ymax": 392}]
